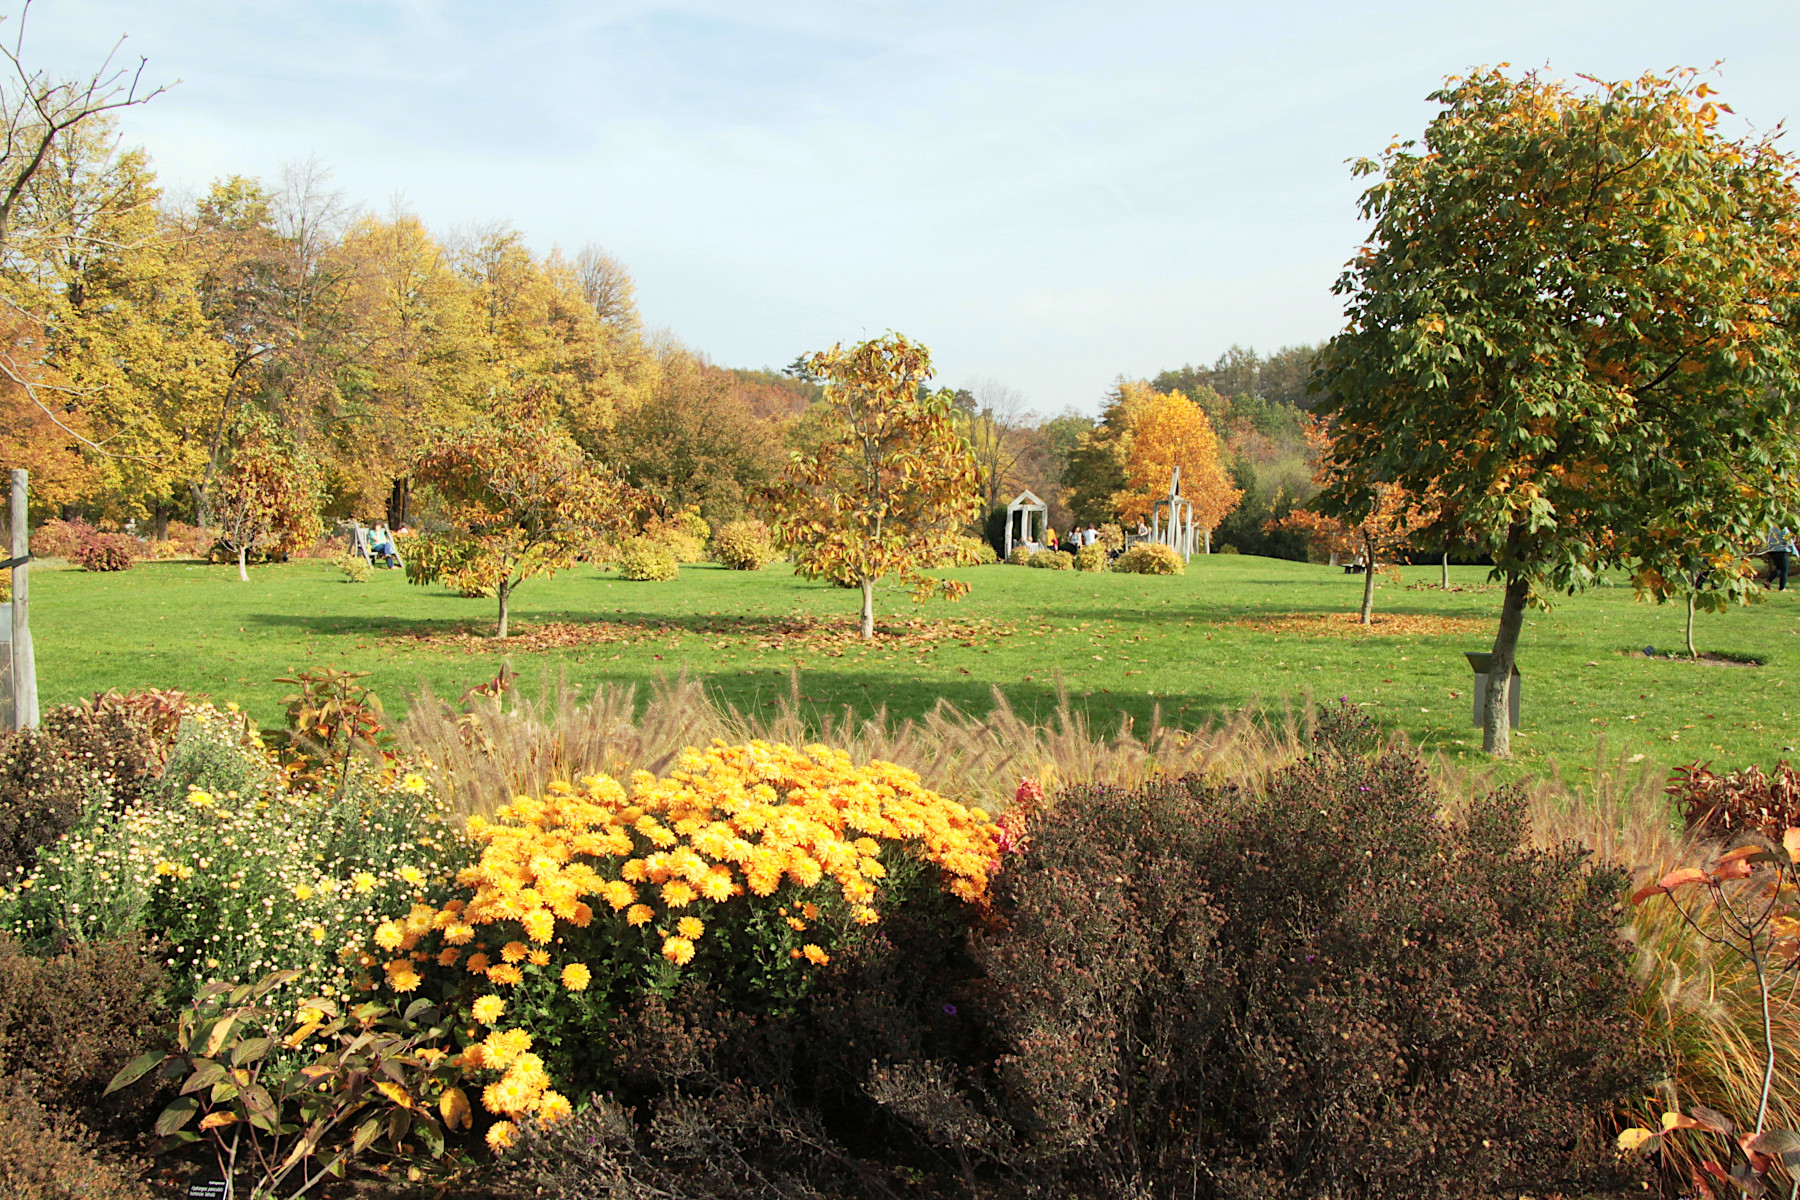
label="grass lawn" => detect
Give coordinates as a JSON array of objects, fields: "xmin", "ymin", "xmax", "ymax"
[{"xmin": 23, "ymin": 553, "xmax": 1800, "ymax": 775}]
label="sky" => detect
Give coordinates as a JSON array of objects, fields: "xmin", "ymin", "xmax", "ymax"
[{"xmin": 24, "ymin": 0, "xmax": 1800, "ymax": 414}]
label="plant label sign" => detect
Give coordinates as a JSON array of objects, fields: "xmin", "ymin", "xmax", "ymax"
[{"xmin": 187, "ymin": 1180, "xmax": 229, "ymax": 1200}]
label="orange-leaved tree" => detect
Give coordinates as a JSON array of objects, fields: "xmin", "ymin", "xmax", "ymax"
[
  {"xmin": 213, "ymin": 408, "xmax": 324, "ymax": 581},
  {"xmin": 768, "ymin": 333, "xmax": 979, "ymax": 639},
  {"xmin": 408, "ymin": 410, "xmax": 637, "ymax": 638},
  {"xmin": 1269, "ymin": 422, "xmax": 1438, "ymax": 623},
  {"xmin": 1314, "ymin": 68, "xmax": 1800, "ymax": 756},
  {"xmin": 1109, "ymin": 382, "xmax": 1241, "ymax": 542}
]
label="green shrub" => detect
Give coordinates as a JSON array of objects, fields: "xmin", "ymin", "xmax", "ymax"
[
  {"xmin": 1073, "ymin": 542, "xmax": 1108, "ymax": 572},
  {"xmin": 71, "ymin": 535, "xmax": 135, "ymax": 573},
  {"xmin": 0, "ymin": 705, "xmax": 468, "ymax": 1003},
  {"xmin": 950, "ymin": 534, "xmax": 998, "ymax": 565},
  {"xmin": 334, "ymin": 552, "xmax": 373, "ymax": 583},
  {"xmin": 710, "ymin": 520, "xmax": 777, "ymax": 571},
  {"xmin": 0, "ymin": 1091, "xmax": 156, "ymax": 1200},
  {"xmin": 1006, "ymin": 545, "xmax": 1032, "ymax": 565},
  {"xmin": 1028, "ymin": 549, "xmax": 1073, "ymax": 570},
  {"xmin": 617, "ymin": 536, "xmax": 680, "ymax": 581},
  {"xmin": 955, "ymin": 745, "xmax": 1649, "ymax": 1198},
  {"xmin": 1113, "ymin": 542, "xmax": 1184, "ymax": 575},
  {"xmin": 645, "ymin": 509, "xmax": 710, "ymax": 563}
]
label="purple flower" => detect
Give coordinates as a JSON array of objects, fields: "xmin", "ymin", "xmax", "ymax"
[{"xmin": 942, "ymin": 1003, "xmax": 958, "ymax": 1016}]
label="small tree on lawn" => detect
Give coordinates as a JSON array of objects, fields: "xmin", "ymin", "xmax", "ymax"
[
  {"xmin": 1270, "ymin": 422, "xmax": 1438, "ymax": 623},
  {"xmin": 408, "ymin": 412, "xmax": 634, "ymax": 638},
  {"xmin": 214, "ymin": 408, "xmax": 324, "ymax": 581},
  {"xmin": 1315, "ymin": 68, "xmax": 1800, "ymax": 756},
  {"xmin": 769, "ymin": 332, "xmax": 980, "ymax": 639}
]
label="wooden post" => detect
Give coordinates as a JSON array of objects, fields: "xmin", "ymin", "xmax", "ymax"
[{"xmin": 11, "ymin": 469, "xmax": 35, "ymax": 729}]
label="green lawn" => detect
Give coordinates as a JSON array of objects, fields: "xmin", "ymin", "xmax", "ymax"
[{"xmin": 22, "ymin": 553, "xmax": 1800, "ymax": 775}]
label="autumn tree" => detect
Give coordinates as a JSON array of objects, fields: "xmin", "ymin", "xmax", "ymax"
[
  {"xmin": 768, "ymin": 333, "xmax": 980, "ymax": 639},
  {"xmin": 1316, "ymin": 68, "xmax": 1800, "ymax": 756},
  {"xmin": 407, "ymin": 411, "xmax": 636, "ymax": 638},
  {"xmin": 213, "ymin": 408, "xmax": 324, "ymax": 581},
  {"xmin": 1110, "ymin": 383, "xmax": 1242, "ymax": 543}
]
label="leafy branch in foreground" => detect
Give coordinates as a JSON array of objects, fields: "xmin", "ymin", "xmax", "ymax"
[
  {"xmin": 106, "ymin": 969, "xmax": 467, "ymax": 1199},
  {"xmin": 1625, "ymin": 833, "xmax": 1800, "ymax": 1197}
]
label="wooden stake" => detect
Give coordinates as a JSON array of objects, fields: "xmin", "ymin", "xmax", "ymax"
[{"xmin": 10, "ymin": 469, "xmax": 35, "ymax": 729}]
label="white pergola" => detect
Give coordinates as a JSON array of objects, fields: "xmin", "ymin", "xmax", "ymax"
[
  {"xmin": 1004, "ymin": 490, "xmax": 1048, "ymax": 557},
  {"xmin": 1148, "ymin": 466, "xmax": 1201, "ymax": 560}
]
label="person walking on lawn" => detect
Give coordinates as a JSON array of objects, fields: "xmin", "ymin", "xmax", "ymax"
[{"xmin": 1769, "ymin": 524, "xmax": 1796, "ymax": 591}]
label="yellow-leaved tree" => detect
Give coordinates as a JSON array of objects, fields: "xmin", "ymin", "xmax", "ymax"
[
  {"xmin": 1110, "ymin": 383, "xmax": 1242, "ymax": 543},
  {"xmin": 769, "ymin": 333, "xmax": 979, "ymax": 639}
]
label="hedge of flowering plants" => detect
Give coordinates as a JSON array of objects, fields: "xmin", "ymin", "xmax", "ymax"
[
  {"xmin": 368, "ymin": 739, "xmax": 999, "ymax": 1148},
  {"xmin": 0, "ymin": 703, "xmax": 467, "ymax": 1004}
]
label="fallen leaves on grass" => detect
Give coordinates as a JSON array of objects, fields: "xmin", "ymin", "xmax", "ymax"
[
  {"xmin": 382, "ymin": 615, "xmax": 1018, "ymax": 657},
  {"xmin": 1222, "ymin": 612, "xmax": 1491, "ymax": 637}
]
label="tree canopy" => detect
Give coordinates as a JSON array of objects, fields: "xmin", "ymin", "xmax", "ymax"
[
  {"xmin": 1315, "ymin": 67, "xmax": 1800, "ymax": 755},
  {"xmin": 769, "ymin": 333, "xmax": 980, "ymax": 640}
]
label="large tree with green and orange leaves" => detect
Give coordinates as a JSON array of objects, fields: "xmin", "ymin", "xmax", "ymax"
[
  {"xmin": 1314, "ymin": 67, "xmax": 1800, "ymax": 757},
  {"xmin": 768, "ymin": 333, "xmax": 979, "ymax": 640}
]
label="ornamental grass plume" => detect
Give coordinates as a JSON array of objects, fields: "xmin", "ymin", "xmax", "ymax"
[
  {"xmin": 373, "ymin": 740, "xmax": 998, "ymax": 1129},
  {"xmin": 399, "ymin": 671, "xmax": 1310, "ymax": 818}
]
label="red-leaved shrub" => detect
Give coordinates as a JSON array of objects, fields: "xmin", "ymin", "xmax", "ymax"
[
  {"xmin": 71, "ymin": 534, "xmax": 137, "ymax": 572},
  {"xmin": 26, "ymin": 519, "xmax": 94, "ymax": 562},
  {"xmin": 1669, "ymin": 759, "xmax": 1800, "ymax": 841}
]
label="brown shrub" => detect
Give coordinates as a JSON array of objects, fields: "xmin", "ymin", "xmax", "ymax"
[
  {"xmin": 955, "ymin": 744, "xmax": 1651, "ymax": 1198},
  {"xmin": 0, "ymin": 933, "xmax": 169, "ymax": 1123},
  {"xmin": 0, "ymin": 1090, "xmax": 157, "ymax": 1200}
]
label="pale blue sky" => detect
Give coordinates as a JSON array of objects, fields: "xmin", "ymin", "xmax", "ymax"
[{"xmin": 28, "ymin": 1, "xmax": 1800, "ymax": 412}]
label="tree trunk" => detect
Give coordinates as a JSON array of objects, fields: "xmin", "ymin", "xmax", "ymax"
[
  {"xmin": 388, "ymin": 477, "xmax": 412, "ymax": 529},
  {"xmin": 1685, "ymin": 592, "xmax": 1697, "ymax": 658},
  {"xmin": 153, "ymin": 503, "xmax": 170, "ymax": 542},
  {"xmin": 859, "ymin": 577, "xmax": 875, "ymax": 640},
  {"xmin": 1483, "ymin": 575, "xmax": 1531, "ymax": 757},
  {"xmin": 1359, "ymin": 537, "xmax": 1376, "ymax": 625},
  {"xmin": 1441, "ymin": 548, "xmax": 1449, "ymax": 589},
  {"xmin": 496, "ymin": 584, "xmax": 511, "ymax": 640},
  {"xmin": 237, "ymin": 544, "xmax": 249, "ymax": 583}
]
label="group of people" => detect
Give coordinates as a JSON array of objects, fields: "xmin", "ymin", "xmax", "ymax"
[
  {"xmin": 1044, "ymin": 525, "xmax": 1105, "ymax": 552},
  {"xmin": 348, "ymin": 520, "xmax": 405, "ymax": 568}
]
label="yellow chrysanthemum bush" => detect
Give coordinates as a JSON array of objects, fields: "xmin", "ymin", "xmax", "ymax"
[{"xmin": 374, "ymin": 740, "xmax": 998, "ymax": 1131}]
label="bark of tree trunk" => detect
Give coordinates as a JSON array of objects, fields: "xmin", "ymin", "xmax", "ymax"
[
  {"xmin": 497, "ymin": 584, "xmax": 510, "ymax": 640},
  {"xmin": 153, "ymin": 504, "xmax": 170, "ymax": 542},
  {"xmin": 859, "ymin": 577, "xmax": 875, "ymax": 640},
  {"xmin": 1441, "ymin": 549, "xmax": 1449, "ymax": 589},
  {"xmin": 237, "ymin": 545, "xmax": 249, "ymax": 583},
  {"xmin": 1482, "ymin": 575, "xmax": 1531, "ymax": 756},
  {"xmin": 1685, "ymin": 592, "xmax": 1697, "ymax": 658},
  {"xmin": 388, "ymin": 478, "xmax": 413, "ymax": 530},
  {"xmin": 1359, "ymin": 536, "xmax": 1376, "ymax": 625}
]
